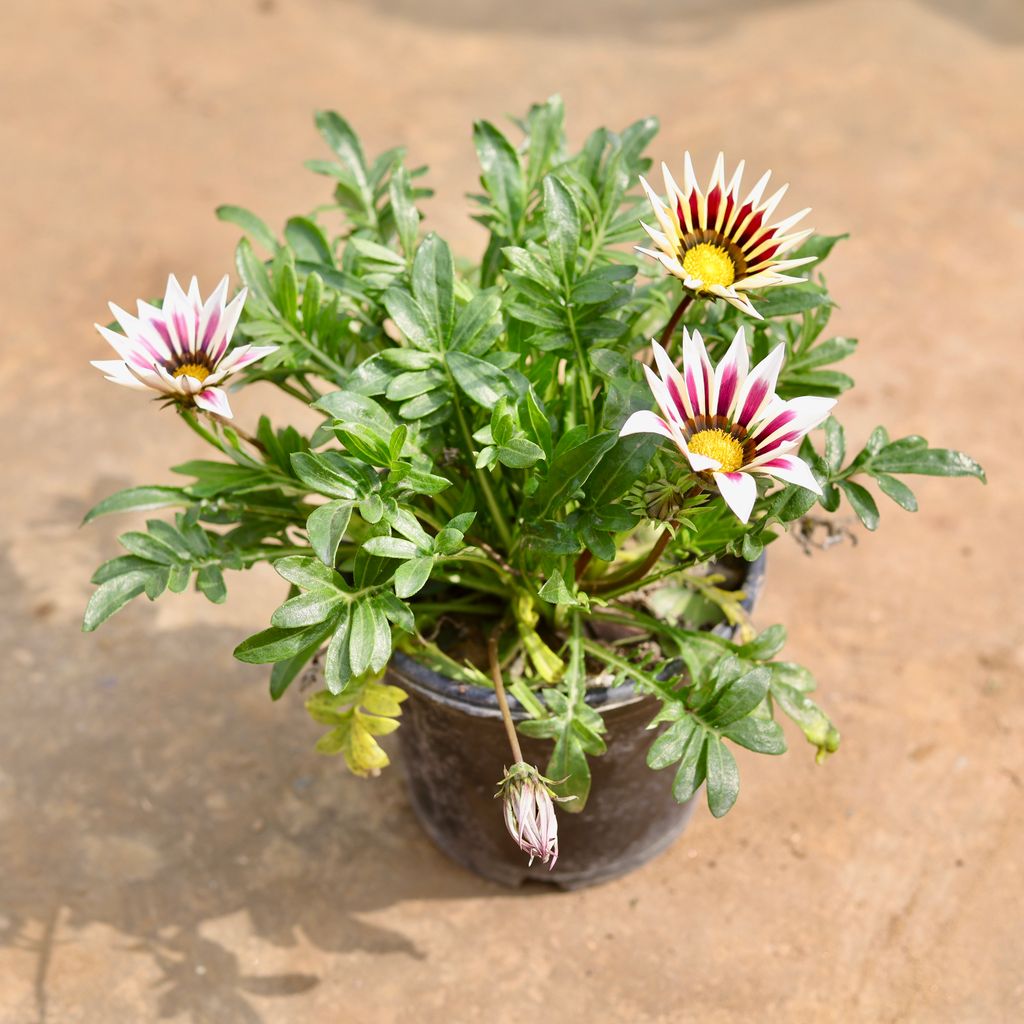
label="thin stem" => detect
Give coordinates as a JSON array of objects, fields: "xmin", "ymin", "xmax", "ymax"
[
  {"xmin": 179, "ymin": 408, "xmax": 224, "ymax": 449},
  {"xmin": 659, "ymin": 294, "xmax": 693, "ymax": 350},
  {"xmin": 450, "ymin": 389, "xmax": 514, "ymax": 551},
  {"xmin": 566, "ymin": 305, "xmax": 595, "ymax": 431},
  {"xmin": 574, "ymin": 548, "xmax": 593, "ymax": 581},
  {"xmin": 488, "ymin": 624, "xmax": 524, "ymax": 764},
  {"xmin": 590, "ymin": 524, "xmax": 676, "ymax": 595}
]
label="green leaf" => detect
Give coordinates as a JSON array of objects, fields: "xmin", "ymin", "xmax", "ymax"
[
  {"xmin": 290, "ymin": 452, "xmax": 360, "ymax": 500},
  {"xmin": 701, "ymin": 667, "xmax": 771, "ymax": 728},
  {"xmin": 874, "ymin": 473, "xmax": 918, "ymax": 512},
  {"xmin": 671, "ymin": 727, "xmax": 707, "ymax": 803},
  {"xmin": 705, "ymin": 735, "xmax": 740, "ymax": 818},
  {"xmin": 273, "ymin": 555, "xmax": 344, "ymax": 592},
  {"xmin": 82, "ymin": 571, "xmax": 151, "ymax": 631},
  {"xmin": 771, "ymin": 677, "xmax": 840, "ymax": 762},
  {"xmin": 839, "ymin": 479, "xmax": 880, "ymax": 531},
  {"xmin": 284, "ymin": 216, "xmax": 333, "ymax": 265},
  {"xmin": 647, "ymin": 716, "xmax": 698, "ymax": 771},
  {"xmin": 234, "ymin": 621, "xmax": 334, "ymax": 664},
  {"xmin": 362, "ymin": 536, "xmax": 421, "ymax": 559},
  {"xmin": 537, "ymin": 570, "xmax": 581, "ymax": 606},
  {"xmin": 314, "ymin": 110, "xmax": 371, "ymax": 208},
  {"xmin": 389, "ymin": 165, "xmax": 420, "ymax": 257},
  {"xmin": 383, "ymin": 289, "xmax": 434, "ymax": 351},
  {"xmin": 347, "ymin": 600, "xmax": 376, "ymax": 677},
  {"xmin": 473, "ymin": 120, "xmax": 526, "ymax": 234},
  {"xmin": 824, "ymin": 417, "xmax": 845, "ymax": 473},
  {"xmin": 196, "ymin": 564, "xmax": 227, "ymax": 604},
  {"xmin": 446, "ymin": 351, "xmax": 515, "ymax": 407},
  {"xmin": 529, "ymin": 431, "xmax": 617, "ymax": 518},
  {"xmin": 739, "ymin": 625, "xmax": 787, "ymax": 661},
  {"xmin": 722, "ymin": 716, "xmax": 787, "ymax": 755},
  {"xmin": 412, "ymin": 233, "xmax": 455, "ymax": 344},
  {"xmin": 394, "ymin": 556, "xmax": 434, "ymax": 598},
  {"xmin": 216, "ymin": 205, "xmax": 278, "ymax": 252},
  {"xmin": 271, "ymin": 590, "xmax": 344, "ymax": 629},
  {"xmin": 542, "ymin": 174, "xmax": 580, "ymax": 283},
  {"xmin": 269, "ymin": 635, "xmax": 327, "ymax": 701},
  {"xmin": 872, "ymin": 443, "xmax": 985, "ymax": 481},
  {"xmin": 83, "ymin": 486, "xmax": 191, "ymax": 524},
  {"xmin": 306, "ymin": 500, "xmax": 353, "ymax": 567}
]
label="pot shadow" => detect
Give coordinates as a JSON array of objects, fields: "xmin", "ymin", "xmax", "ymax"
[
  {"xmin": 330, "ymin": 0, "xmax": 1023, "ymax": 47},
  {"xmin": 0, "ymin": 504, "xmax": 533, "ymax": 1024}
]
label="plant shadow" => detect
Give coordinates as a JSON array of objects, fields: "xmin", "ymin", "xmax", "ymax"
[{"xmin": 0, "ymin": 512, "xmax": 521, "ymax": 1024}]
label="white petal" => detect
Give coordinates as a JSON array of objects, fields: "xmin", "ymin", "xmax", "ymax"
[
  {"xmin": 214, "ymin": 343, "xmax": 276, "ymax": 377},
  {"xmin": 650, "ymin": 339, "xmax": 690, "ymax": 422},
  {"xmin": 711, "ymin": 326, "xmax": 750, "ymax": 419},
  {"xmin": 750, "ymin": 454, "xmax": 822, "ymax": 495},
  {"xmin": 619, "ymin": 410, "xmax": 674, "ymax": 440},
  {"xmin": 90, "ymin": 359, "xmax": 149, "ymax": 389},
  {"xmin": 713, "ymin": 471, "xmax": 758, "ymax": 523},
  {"xmin": 751, "ymin": 395, "xmax": 837, "ymax": 454},
  {"xmin": 683, "ymin": 448, "xmax": 721, "ymax": 472},
  {"xmin": 681, "ymin": 328, "xmax": 713, "ymax": 418},
  {"xmin": 639, "ymin": 177, "xmax": 680, "ymax": 250},
  {"xmin": 734, "ymin": 343, "xmax": 785, "ymax": 427},
  {"xmin": 194, "ymin": 386, "xmax": 233, "ymax": 419}
]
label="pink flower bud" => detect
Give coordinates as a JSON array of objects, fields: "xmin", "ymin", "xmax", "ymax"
[{"xmin": 496, "ymin": 762, "xmax": 561, "ymax": 868}]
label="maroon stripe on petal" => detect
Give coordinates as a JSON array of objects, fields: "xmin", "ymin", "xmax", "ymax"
[
  {"xmin": 717, "ymin": 366, "xmax": 738, "ymax": 417},
  {"xmin": 752, "ymin": 409, "xmax": 796, "ymax": 445},
  {"xmin": 738, "ymin": 209, "xmax": 765, "ymax": 247},
  {"xmin": 666, "ymin": 376, "xmax": 687, "ymax": 420},
  {"xmin": 738, "ymin": 381, "xmax": 768, "ymax": 426},
  {"xmin": 756, "ymin": 431, "xmax": 802, "ymax": 457},
  {"xmin": 685, "ymin": 367, "xmax": 701, "ymax": 415},
  {"xmin": 757, "ymin": 456, "xmax": 793, "ymax": 470},
  {"xmin": 200, "ymin": 307, "xmax": 221, "ymax": 350},
  {"xmin": 707, "ymin": 185, "xmax": 722, "ymax": 226},
  {"xmin": 747, "ymin": 242, "xmax": 780, "ymax": 265},
  {"xmin": 151, "ymin": 317, "xmax": 174, "ymax": 352}
]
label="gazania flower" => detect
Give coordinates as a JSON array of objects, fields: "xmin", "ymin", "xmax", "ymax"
[
  {"xmin": 92, "ymin": 274, "xmax": 274, "ymax": 419},
  {"xmin": 621, "ymin": 328, "xmax": 835, "ymax": 523},
  {"xmin": 638, "ymin": 153, "xmax": 815, "ymax": 318},
  {"xmin": 496, "ymin": 762, "xmax": 562, "ymax": 869}
]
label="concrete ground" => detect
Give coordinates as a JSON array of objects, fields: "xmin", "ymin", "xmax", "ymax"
[{"xmin": 2, "ymin": 1, "xmax": 1022, "ymax": 1021}]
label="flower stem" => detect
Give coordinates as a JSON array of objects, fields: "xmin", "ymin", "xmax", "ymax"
[
  {"xmin": 659, "ymin": 294, "xmax": 693, "ymax": 350},
  {"xmin": 488, "ymin": 624, "xmax": 524, "ymax": 764},
  {"xmin": 590, "ymin": 524, "xmax": 676, "ymax": 595}
]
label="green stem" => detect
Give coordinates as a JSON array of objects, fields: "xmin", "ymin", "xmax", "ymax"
[
  {"xmin": 566, "ymin": 304, "xmax": 595, "ymax": 431},
  {"xmin": 282, "ymin": 322, "xmax": 347, "ymax": 381},
  {"xmin": 450, "ymin": 390, "xmax": 514, "ymax": 551}
]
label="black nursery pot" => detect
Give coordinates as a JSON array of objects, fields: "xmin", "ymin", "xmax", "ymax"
[{"xmin": 389, "ymin": 555, "xmax": 766, "ymax": 890}]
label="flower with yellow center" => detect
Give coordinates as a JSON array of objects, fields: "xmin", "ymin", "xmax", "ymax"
[
  {"xmin": 637, "ymin": 153, "xmax": 816, "ymax": 319},
  {"xmin": 92, "ymin": 274, "xmax": 276, "ymax": 419},
  {"xmin": 620, "ymin": 328, "xmax": 836, "ymax": 523}
]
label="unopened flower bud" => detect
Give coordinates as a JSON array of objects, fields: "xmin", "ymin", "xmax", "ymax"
[{"xmin": 496, "ymin": 762, "xmax": 562, "ymax": 869}]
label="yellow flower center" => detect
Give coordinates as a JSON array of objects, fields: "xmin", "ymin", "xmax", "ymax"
[
  {"xmin": 173, "ymin": 363, "xmax": 211, "ymax": 383},
  {"xmin": 682, "ymin": 243, "xmax": 736, "ymax": 288},
  {"xmin": 688, "ymin": 428, "xmax": 745, "ymax": 473}
]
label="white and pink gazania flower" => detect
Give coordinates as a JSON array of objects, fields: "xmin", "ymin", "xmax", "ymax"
[
  {"xmin": 92, "ymin": 274, "xmax": 275, "ymax": 419},
  {"xmin": 638, "ymin": 153, "xmax": 815, "ymax": 319},
  {"xmin": 621, "ymin": 328, "xmax": 835, "ymax": 523}
]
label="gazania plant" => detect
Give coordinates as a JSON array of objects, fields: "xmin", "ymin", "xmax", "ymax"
[{"xmin": 84, "ymin": 98, "xmax": 983, "ymax": 874}]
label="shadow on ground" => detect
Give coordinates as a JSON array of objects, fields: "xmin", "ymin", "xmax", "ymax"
[
  {"xmin": 0, "ymin": 502, "xmax": 521, "ymax": 1024},
  {"xmin": 334, "ymin": 0, "xmax": 1023, "ymax": 46}
]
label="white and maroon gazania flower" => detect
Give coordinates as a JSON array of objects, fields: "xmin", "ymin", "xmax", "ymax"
[
  {"xmin": 497, "ymin": 763, "xmax": 561, "ymax": 869},
  {"xmin": 92, "ymin": 274, "xmax": 275, "ymax": 419},
  {"xmin": 621, "ymin": 328, "xmax": 835, "ymax": 523},
  {"xmin": 637, "ymin": 153, "xmax": 815, "ymax": 318}
]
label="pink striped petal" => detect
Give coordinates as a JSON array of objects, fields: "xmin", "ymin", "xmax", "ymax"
[
  {"xmin": 213, "ymin": 342, "xmax": 275, "ymax": 377},
  {"xmin": 620, "ymin": 410, "xmax": 675, "ymax": 440},
  {"xmin": 734, "ymin": 344, "xmax": 785, "ymax": 427},
  {"xmin": 681, "ymin": 328, "xmax": 713, "ymax": 418},
  {"xmin": 713, "ymin": 471, "xmax": 758, "ymax": 523},
  {"xmin": 194, "ymin": 386, "xmax": 233, "ymax": 419},
  {"xmin": 712, "ymin": 326, "xmax": 749, "ymax": 419},
  {"xmin": 750, "ymin": 454, "xmax": 822, "ymax": 494},
  {"xmin": 651, "ymin": 340, "xmax": 689, "ymax": 422}
]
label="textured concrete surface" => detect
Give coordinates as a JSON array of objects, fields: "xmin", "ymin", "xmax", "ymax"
[{"xmin": 1, "ymin": 1, "xmax": 1022, "ymax": 1021}]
